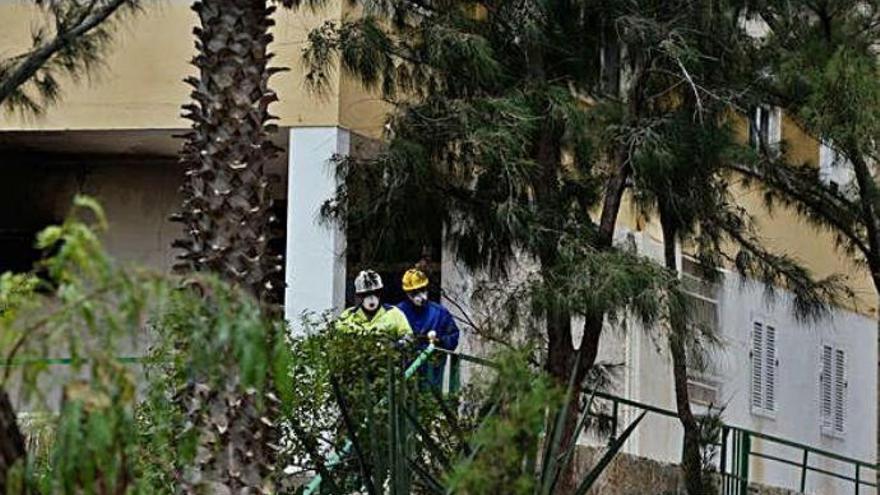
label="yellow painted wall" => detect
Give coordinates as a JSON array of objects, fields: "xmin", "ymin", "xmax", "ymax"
[
  {"xmin": 0, "ymin": 0, "xmax": 386, "ymax": 133},
  {"xmin": 1, "ymin": 1, "xmax": 873, "ymax": 313},
  {"xmin": 633, "ymin": 113, "xmax": 877, "ymax": 316},
  {"xmin": 336, "ymin": 1, "xmax": 391, "ymax": 138}
]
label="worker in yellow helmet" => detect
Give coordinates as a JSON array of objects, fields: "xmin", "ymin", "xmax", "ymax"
[
  {"xmin": 397, "ymin": 268, "xmax": 460, "ymax": 388},
  {"xmin": 337, "ymin": 269, "xmax": 411, "ymax": 338}
]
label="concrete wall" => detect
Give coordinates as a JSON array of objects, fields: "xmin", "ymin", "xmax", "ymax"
[
  {"xmin": 573, "ymin": 445, "xmax": 801, "ymax": 495},
  {"xmin": 625, "ymin": 232, "xmax": 877, "ymax": 495},
  {"xmin": 0, "ymin": 156, "xmax": 183, "ymax": 271},
  {"xmin": 0, "ymin": 0, "xmax": 388, "ymax": 136}
]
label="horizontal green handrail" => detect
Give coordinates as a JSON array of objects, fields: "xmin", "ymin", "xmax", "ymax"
[
  {"xmin": 0, "ymin": 356, "xmax": 145, "ymax": 367},
  {"xmin": 586, "ymin": 388, "xmax": 876, "ymax": 470},
  {"xmin": 586, "ymin": 388, "xmax": 877, "ymax": 492}
]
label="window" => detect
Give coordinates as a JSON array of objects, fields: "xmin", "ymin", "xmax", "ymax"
[
  {"xmin": 681, "ymin": 256, "xmax": 721, "ymax": 406},
  {"xmin": 820, "ymin": 344, "xmax": 847, "ymax": 437},
  {"xmin": 819, "ymin": 141, "xmax": 855, "ymax": 197},
  {"xmin": 748, "ymin": 106, "xmax": 781, "ymax": 151},
  {"xmin": 750, "ymin": 321, "xmax": 778, "ymax": 416}
]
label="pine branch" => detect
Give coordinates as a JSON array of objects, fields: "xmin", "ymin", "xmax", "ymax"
[
  {"xmin": 0, "ymin": 0, "xmax": 136, "ymax": 113},
  {"xmin": 726, "ymin": 160, "xmax": 871, "ymax": 258}
]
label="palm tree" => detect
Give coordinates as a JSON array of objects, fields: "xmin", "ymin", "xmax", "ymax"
[
  {"xmin": 171, "ymin": 0, "xmax": 289, "ymax": 490},
  {"xmin": 173, "ymin": 0, "xmax": 284, "ymax": 303}
]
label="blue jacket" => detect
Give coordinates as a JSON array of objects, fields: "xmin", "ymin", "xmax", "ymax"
[{"xmin": 396, "ymin": 300, "xmax": 460, "ymax": 351}]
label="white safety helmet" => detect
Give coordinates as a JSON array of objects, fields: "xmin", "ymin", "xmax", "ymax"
[{"xmin": 354, "ymin": 269, "xmax": 383, "ymax": 295}]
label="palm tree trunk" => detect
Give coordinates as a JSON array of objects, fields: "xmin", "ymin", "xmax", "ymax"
[
  {"xmin": 174, "ymin": 0, "xmax": 282, "ymax": 303},
  {"xmin": 0, "ymin": 388, "xmax": 25, "ymax": 494},
  {"xmin": 172, "ymin": 0, "xmax": 282, "ymax": 491},
  {"xmin": 660, "ymin": 210, "xmax": 713, "ymax": 494}
]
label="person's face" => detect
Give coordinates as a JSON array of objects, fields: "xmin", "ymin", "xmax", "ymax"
[
  {"xmin": 359, "ymin": 291, "xmax": 381, "ymax": 312},
  {"xmin": 407, "ymin": 289, "xmax": 429, "ymax": 308}
]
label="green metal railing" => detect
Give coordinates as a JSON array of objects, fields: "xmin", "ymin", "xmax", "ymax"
[
  {"xmin": 1, "ymin": 356, "xmax": 145, "ymax": 367},
  {"xmin": 9, "ymin": 349, "xmax": 876, "ymax": 494},
  {"xmin": 302, "ymin": 344, "xmax": 438, "ymax": 495},
  {"xmin": 592, "ymin": 389, "xmax": 878, "ymax": 495}
]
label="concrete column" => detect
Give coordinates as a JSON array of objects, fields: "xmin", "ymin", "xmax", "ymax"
[{"xmin": 285, "ymin": 127, "xmax": 349, "ymax": 332}]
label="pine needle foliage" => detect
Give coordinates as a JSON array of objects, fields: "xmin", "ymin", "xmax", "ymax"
[
  {"xmin": 298, "ymin": 2, "xmax": 854, "ymax": 491},
  {"xmin": 0, "ymin": 0, "xmax": 141, "ymax": 116},
  {"xmin": 733, "ymin": 0, "xmax": 880, "ymax": 292},
  {"xmin": 295, "ymin": 7, "xmax": 766, "ymax": 487}
]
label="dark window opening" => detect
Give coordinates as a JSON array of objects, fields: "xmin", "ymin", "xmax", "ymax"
[
  {"xmin": 0, "ymin": 229, "xmax": 43, "ymax": 274},
  {"xmin": 749, "ymin": 106, "xmax": 773, "ymax": 149}
]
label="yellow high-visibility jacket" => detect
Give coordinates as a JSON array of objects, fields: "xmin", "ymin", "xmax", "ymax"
[{"xmin": 336, "ymin": 304, "xmax": 412, "ymax": 338}]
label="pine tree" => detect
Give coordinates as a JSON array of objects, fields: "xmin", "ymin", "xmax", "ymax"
[
  {"xmin": 632, "ymin": 107, "xmax": 847, "ymax": 494},
  {"xmin": 0, "ymin": 0, "xmax": 139, "ymax": 489},
  {"xmin": 0, "ymin": 0, "xmax": 140, "ymax": 115},
  {"xmin": 298, "ymin": 1, "xmax": 772, "ymax": 489},
  {"xmin": 298, "ymin": 2, "xmax": 853, "ymax": 491}
]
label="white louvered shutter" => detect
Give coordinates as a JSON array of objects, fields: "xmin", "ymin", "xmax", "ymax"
[
  {"xmin": 833, "ymin": 349, "xmax": 847, "ymax": 434},
  {"xmin": 751, "ymin": 322, "xmax": 764, "ymax": 411},
  {"xmin": 820, "ymin": 344, "xmax": 833, "ymax": 430},
  {"xmin": 764, "ymin": 325, "xmax": 777, "ymax": 413}
]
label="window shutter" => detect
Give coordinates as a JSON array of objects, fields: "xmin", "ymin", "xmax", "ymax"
[
  {"xmin": 833, "ymin": 349, "xmax": 846, "ymax": 434},
  {"xmin": 751, "ymin": 322, "xmax": 764, "ymax": 411},
  {"xmin": 764, "ymin": 325, "xmax": 777, "ymax": 413},
  {"xmin": 820, "ymin": 345, "xmax": 833, "ymax": 430}
]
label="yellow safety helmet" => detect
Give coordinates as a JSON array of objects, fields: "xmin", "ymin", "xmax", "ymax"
[{"xmin": 401, "ymin": 268, "xmax": 429, "ymax": 292}]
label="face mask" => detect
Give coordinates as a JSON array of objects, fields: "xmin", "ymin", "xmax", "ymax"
[
  {"xmin": 362, "ymin": 295, "xmax": 380, "ymax": 312},
  {"xmin": 409, "ymin": 291, "xmax": 428, "ymax": 307}
]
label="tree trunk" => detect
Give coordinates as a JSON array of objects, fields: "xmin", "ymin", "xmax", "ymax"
[
  {"xmin": 172, "ymin": 0, "xmax": 282, "ymax": 491},
  {"xmin": 660, "ymin": 210, "xmax": 713, "ymax": 495},
  {"xmin": 0, "ymin": 388, "xmax": 25, "ymax": 494},
  {"xmin": 173, "ymin": 0, "xmax": 282, "ymax": 303}
]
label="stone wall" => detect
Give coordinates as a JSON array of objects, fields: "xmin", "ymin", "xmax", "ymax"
[{"xmin": 573, "ymin": 445, "xmax": 801, "ymax": 495}]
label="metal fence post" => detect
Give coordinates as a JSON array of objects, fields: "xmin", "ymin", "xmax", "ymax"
[
  {"xmin": 738, "ymin": 430, "xmax": 750, "ymax": 495},
  {"xmin": 854, "ymin": 464, "xmax": 860, "ymax": 495},
  {"xmin": 800, "ymin": 450, "xmax": 809, "ymax": 493},
  {"xmin": 448, "ymin": 354, "xmax": 461, "ymax": 394},
  {"xmin": 610, "ymin": 399, "xmax": 619, "ymax": 443},
  {"xmin": 720, "ymin": 426, "xmax": 729, "ymax": 495}
]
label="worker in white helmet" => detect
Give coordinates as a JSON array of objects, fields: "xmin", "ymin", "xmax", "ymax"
[{"xmin": 336, "ymin": 269, "xmax": 412, "ymax": 338}]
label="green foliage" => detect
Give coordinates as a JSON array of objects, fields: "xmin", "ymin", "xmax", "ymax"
[
  {"xmin": 286, "ymin": 335, "xmax": 644, "ymax": 495},
  {"xmin": 0, "ymin": 197, "xmax": 647, "ymax": 494},
  {"xmin": 0, "ymin": 198, "xmax": 289, "ymax": 493},
  {"xmin": 445, "ymin": 350, "xmax": 558, "ymax": 494},
  {"xmin": 1, "ymin": 197, "xmax": 161, "ymax": 494},
  {"xmin": 283, "ymin": 324, "xmax": 462, "ymax": 493},
  {"xmin": 736, "ymin": 1, "xmax": 880, "ymax": 304},
  {"xmin": 0, "ymin": 0, "xmax": 142, "ymax": 115}
]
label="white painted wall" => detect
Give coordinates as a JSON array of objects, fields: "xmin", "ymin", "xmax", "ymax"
[
  {"xmin": 623, "ymin": 232, "xmax": 877, "ymax": 494},
  {"xmin": 0, "ymin": 158, "xmax": 182, "ymax": 271},
  {"xmin": 284, "ymin": 127, "xmax": 348, "ymax": 332},
  {"xmin": 439, "ymin": 220, "xmax": 877, "ymax": 493}
]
